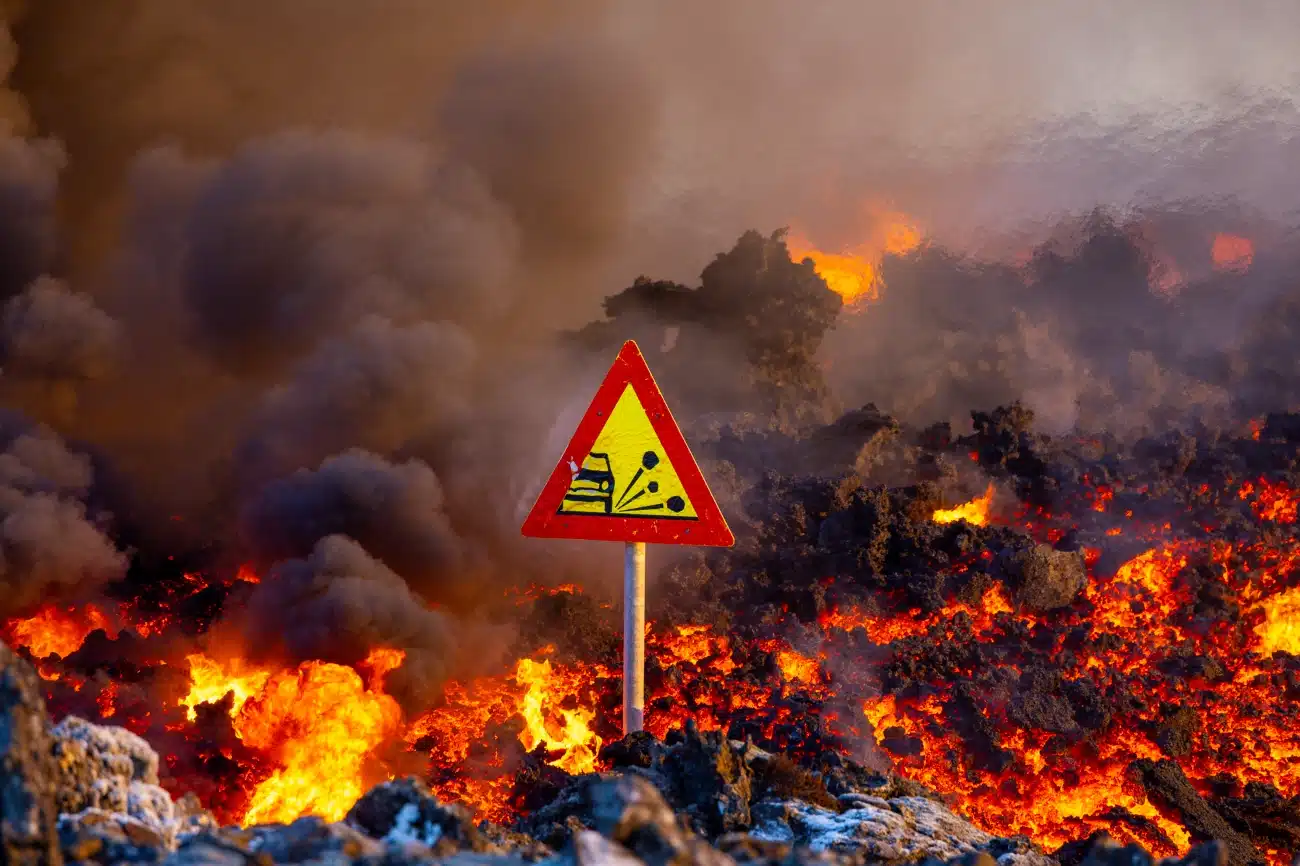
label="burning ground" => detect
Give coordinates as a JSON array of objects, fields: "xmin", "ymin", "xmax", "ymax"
[{"xmin": 5, "ymin": 223, "xmax": 1300, "ymax": 866}]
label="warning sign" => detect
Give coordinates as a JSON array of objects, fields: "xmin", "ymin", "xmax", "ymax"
[{"xmin": 521, "ymin": 341, "xmax": 733, "ymax": 546}]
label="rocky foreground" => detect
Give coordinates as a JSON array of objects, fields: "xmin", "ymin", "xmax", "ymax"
[{"xmin": 0, "ymin": 642, "xmax": 1243, "ymax": 866}]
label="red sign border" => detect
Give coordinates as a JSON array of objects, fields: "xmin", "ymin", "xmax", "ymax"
[{"xmin": 521, "ymin": 341, "xmax": 734, "ymax": 546}]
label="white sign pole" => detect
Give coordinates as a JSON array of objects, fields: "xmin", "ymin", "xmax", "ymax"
[{"xmin": 623, "ymin": 541, "xmax": 646, "ymax": 734}]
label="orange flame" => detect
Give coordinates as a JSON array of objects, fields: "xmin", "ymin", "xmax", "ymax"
[
  {"xmin": 932, "ymin": 484, "xmax": 995, "ymax": 526},
  {"xmin": 787, "ymin": 212, "xmax": 922, "ymax": 305},
  {"xmin": 180, "ymin": 648, "xmax": 405, "ymax": 826},
  {"xmin": 515, "ymin": 656, "xmax": 603, "ymax": 774},
  {"xmin": 6, "ymin": 604, "xmax": 115, "ymax": 659},
  {"xmin": 181, "ymin": 653, "xmax": 273, "ymax": 721},
  {"xmin": 1253, "ymin": 585, "xmax": 1300, "ymax": 657}
]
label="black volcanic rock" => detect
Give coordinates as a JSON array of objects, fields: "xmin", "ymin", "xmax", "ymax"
[
  {"xmin": 1130, "ymin": 759, "xmax": 1260, "ymax": 866},
  {"xmin": 1002, "ymin": 544, "xmax": 1088, "ymax": 612},
  {"xmin": 0, "ymin": 641, "xmax": 63, "ymax": 866}
]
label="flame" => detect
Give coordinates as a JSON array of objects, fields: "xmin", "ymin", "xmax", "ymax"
[
  {"xmin": 1253, "ymin": 585, "xmax": 1300, "ymax": 657},
  {"xmin": 406, "ymin": 647, "xmax": 615, "ymax": 822},
  {"xmin": 515, "ymin": 657, "xmax": 603, "ymax": 774},
  {"xmin": 181, "ymin": 653, "xmax": 273, "ymax": 721},
  {"xmin": 11, "ymin": 471, "xmax": 1300, "ymax": 866},
  {"xmin": 1211, "ymin": 233, "xmax": 1254, "ymax": 272},
  {"xmin": 786, "ymin": 212, "xmax": 922, "ymax": 305},
  {"xmin": 5, "ymin": 604, "xmax": 115, "ymax": 659},
  {"xmin": 932, "ymin": 484, "xmax": 995, "ymax": 526},
  {"xmin": 180, "ymin": 648, "xmax": 405, "ymax": 826}
]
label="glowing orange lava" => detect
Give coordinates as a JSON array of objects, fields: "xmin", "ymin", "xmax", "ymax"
[{"xmin": 1253, "ymin": 584, "xmax": 1300, "ymax": 657}]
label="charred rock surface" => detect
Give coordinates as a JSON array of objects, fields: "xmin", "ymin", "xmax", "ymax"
[{"xmin": 0, "ymin": 640, "xmax": 62, "ymax": 866}]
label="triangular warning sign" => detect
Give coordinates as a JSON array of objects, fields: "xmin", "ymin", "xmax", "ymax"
[{"xmin": 522, "ymin": 341, "xmax": 734, "ymax": 546}]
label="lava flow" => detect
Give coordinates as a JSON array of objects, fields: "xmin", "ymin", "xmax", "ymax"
[{"xmin": 5, "ymin": 427, "xmax": 1300, "ymax": 866}]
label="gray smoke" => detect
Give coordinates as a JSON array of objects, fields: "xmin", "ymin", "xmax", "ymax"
[
  {"xmin": 239, "ymin": 451, "xmax": 472, "ymax": 605},
  {"xmin": 237, "ymin": 315, "xmax": 477, "ymax": 484},
  {"xmin": 2, "ymin": 277, "xmax": 121, "ymax": 382},
  {"xmin": 239, "ymin": 534, "xmax": 460, "ymax": 712},
  {"xmin": 0, "ymin": 413, "xmax": 127, "ymax": 617}
]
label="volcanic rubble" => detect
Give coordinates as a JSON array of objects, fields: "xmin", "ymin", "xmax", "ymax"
[
  {"xmin": 5, "ymin": 395, "xmax": 1300, "ymax": 866},
  {"xmin": 1, "ymin": 633, "xmax": 1229, "ymax": 866}
]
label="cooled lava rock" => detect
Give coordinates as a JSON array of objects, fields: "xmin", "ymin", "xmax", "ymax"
[
  {"xmin": 1000, "ymin": 545, "xmax": 1088, "ymax": 613},
  {"xmin": 0, "ymin": 640, "xmax": 63, "ymax": 866}
]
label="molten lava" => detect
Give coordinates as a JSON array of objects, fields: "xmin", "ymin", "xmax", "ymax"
[{"xmin": 4, "ymin": 464, "xmax": 1300, "ymax": 866}]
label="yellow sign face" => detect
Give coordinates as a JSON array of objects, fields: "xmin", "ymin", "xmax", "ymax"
[{"xmin": 559, "ymin": 385, "xmax": 699, "ymax": 519}]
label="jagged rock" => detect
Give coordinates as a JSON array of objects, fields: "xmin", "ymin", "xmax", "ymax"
[
  {"xmin": 346, "ymin": 776, "xmax": 496, "ymax": 854},
  {"xmin": 59, "ymin": 809, "xmax": 167, "ymax": 864},
  {"xmin": 1130, "ymin": 760, "xmax": 1259, "ymax": 866},
  {"xmin": 1002, "ymin": 545, "xmax": 1087, "ymax": 612},
  {"xmin": 665, "ymin": 722, "xmax": 752, "ymax": 836},
  {"xmin": 163, "ymin": 835, "xmax": 254, "ymax": 866},
  {"xmin": 1155, "ymin": 707, "xmax": 1199, "ymax": 759},
  {"xmin": 0, "ymin": 640, "xmax": 63, "ymax": 866},
  {"xmin": 246, "ymin": 815, "xmax": 383, "ymax": 862},
  {"xmin": 586, "ymin": 775, "xmax": 733, "ymax": 866},
  {"xmin": 51, "ymin": 716, "xmax": 182, "ymax": 847},
  {"xmin": 749, "ymin": 796, "xmax": 997, "ymax": 863},
  {"xmin": 600, "ymin": 733, "xmax": 658, "ymax": 770}
]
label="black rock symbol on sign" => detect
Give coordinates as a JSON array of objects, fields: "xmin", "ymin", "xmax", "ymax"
[{"xmin": 561, "ymin": 450, "xmax": 685, "ymax": 516}]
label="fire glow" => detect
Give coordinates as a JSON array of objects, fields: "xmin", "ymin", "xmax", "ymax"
[
  {"xmin": 786, "ymin": 211, "xmax": 922, "ymax": 305},
  {"xmin": 4, "ymin": 473, "xmax": 1300, "ymax": 865}
]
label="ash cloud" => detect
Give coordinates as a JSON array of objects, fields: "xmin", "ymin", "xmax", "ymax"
[{"xmin": 176, "ymin": 131, "xmax": 518, "ymax": 376}]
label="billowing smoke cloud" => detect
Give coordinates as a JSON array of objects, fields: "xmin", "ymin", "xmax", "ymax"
[
  {"xmin": 178, "ymin": 132, "xmax": 517, "ymax": 375},
  {"xmin": 440, "ymin": 38, "xmax": 659, "ymax": 265},
  {"xmin": 239, "ymin": 534, "xmax": 459, "ymax": 712},
  {"xmin": 2, "ymin": 277, "xmax": 121, "ymax": 382},
  {"xmin": 0, "ymin": 413, "xmax": 127, "ymax": 617},
  {"xmin": 239, "ymin": 451, "xmax": 472, "ymax": 606},
  {"xmin": 236, "ymin": 315, "xmax": 476, "ymax": 484}
]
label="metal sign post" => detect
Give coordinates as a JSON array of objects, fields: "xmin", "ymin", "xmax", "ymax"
[
  {"xmin": 623, "ymin": 541, "xmax": 646, "ymax": 734},
  {"xmin": 521, "ymin": 341, "xmax": 734, "ymax": 739}
]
